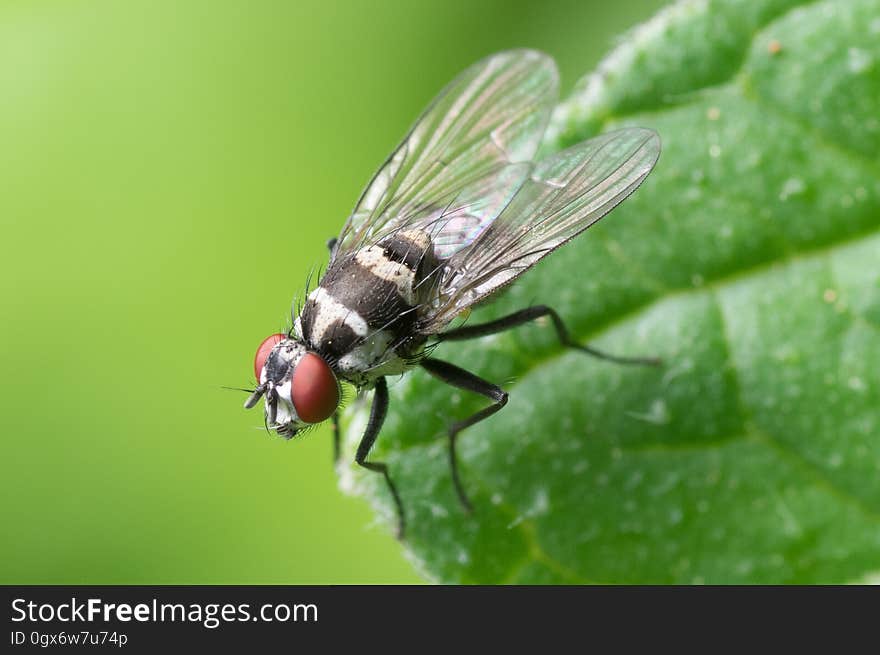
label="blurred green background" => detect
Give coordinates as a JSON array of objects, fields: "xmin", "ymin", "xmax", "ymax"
[{"xmin": 0, "ymin": 0, "xmax": 666, "ymax": 583}]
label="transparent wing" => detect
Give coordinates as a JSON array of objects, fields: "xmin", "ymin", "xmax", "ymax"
[
  {"xmin": 422, "ymin": 127, "xmax": 661, "ymax": 331},
  {"xmin": 333, "ymin": 50, "xmax": 559, "ymax": 261}
]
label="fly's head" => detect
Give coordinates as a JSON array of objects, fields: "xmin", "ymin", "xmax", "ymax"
[{"xmin": 244, "ymin": 333, "xmax": 340, "ymax": 438}]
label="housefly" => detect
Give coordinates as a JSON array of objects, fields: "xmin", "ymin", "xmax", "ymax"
[{"xmin": 245, "ymin": 50, "xmax": 661, "ymax": 538}]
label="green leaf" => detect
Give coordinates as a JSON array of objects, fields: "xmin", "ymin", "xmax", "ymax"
[{"xmin": 339, "ymin": 0, "xmax": 880, "ymax": 583}]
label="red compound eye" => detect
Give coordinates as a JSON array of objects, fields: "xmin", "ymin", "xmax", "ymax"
[
  {"xmin": 291, "ymin": 353, "xmax": 340, "ymax": 424},
  {"xmin": 254, "ymin": 333, "xmax": 286, "ymax": 380}
]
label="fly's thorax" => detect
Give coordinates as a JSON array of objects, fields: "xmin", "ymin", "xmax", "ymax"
[
  {"xmin": 334, "ymin": 330, "xmax": 428, "ymax": 387},
  {"xmin": 298, "ymin": 229, "xmax": 439, "ymax": 382}
]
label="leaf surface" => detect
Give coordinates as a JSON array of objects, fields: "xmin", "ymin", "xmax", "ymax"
[{"xmin": 341, "ymin": 0, "xmax": 880, "ymax": 583}]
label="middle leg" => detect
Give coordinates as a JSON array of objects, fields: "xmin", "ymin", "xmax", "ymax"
[{"xmin": 420, "ymin": 358, "xmax": 508, "ymax": 512}]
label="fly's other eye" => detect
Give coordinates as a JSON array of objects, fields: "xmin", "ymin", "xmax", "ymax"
[
  {"xmin": 254, "ymin": 333, "xmax": 286, "ymax": 380},
  {"xmin": 291, "ymin": 353, "xmax": 340, "ymax": 424}
]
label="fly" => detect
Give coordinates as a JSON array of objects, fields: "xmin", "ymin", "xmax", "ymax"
[{"xmin": 244, "ymin": 50, "xmax": 661, "ymax": 539}]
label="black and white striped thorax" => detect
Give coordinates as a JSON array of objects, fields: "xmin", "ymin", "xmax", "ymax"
[{"xmin": 296, "ymin": 229, "xmax": 440, "ymax": 387}]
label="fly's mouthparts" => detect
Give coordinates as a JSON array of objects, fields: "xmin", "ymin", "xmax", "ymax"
[{"xmin": 276, "ymin": 423, "xmax": 297, "ymax": 439}]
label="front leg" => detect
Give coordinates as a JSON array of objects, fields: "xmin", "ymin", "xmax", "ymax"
[
  {"xmin": 331, "ymin": 412, "xmax": 340, "ymax": 465},
  {"xmin": 420, "ymin": 358, "xmax": 508, "ymax": 512},
  {"xmin": 354, "ymin": 377, "xmax": 406, "ymax": 539}
]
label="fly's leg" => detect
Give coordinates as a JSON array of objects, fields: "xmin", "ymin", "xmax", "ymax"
[
  {"xmin": 331, "ymin": 412, "xmax": 340, "ymax": 465},
  {"xmin": 438, "ymin": 304, "xmax": 660, "ymax": 366},
  {"xmin": 420, "ymin": 358, "xmax": 509, "ymax": 513},
  {"xmin": 354, "ymin": 377, "xmax": 406, "ymax": 539}
]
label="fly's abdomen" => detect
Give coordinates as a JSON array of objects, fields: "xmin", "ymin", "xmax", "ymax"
[{"xmin": 300, "ymin": 230, "xmax": 438, "ymax": 369}]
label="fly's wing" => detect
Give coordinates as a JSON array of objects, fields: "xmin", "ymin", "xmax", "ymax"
[
  {"xmin": 421, "ymin": 128, "xmax": 661, "ymax": 331},
  {"xmin": 333, "ymin": 50, "xmax": 558, "ymax": 262}
]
